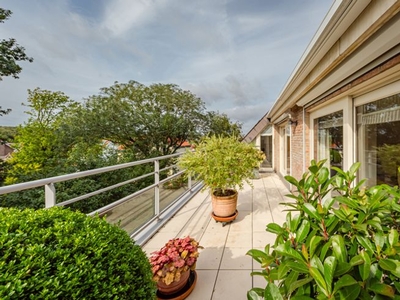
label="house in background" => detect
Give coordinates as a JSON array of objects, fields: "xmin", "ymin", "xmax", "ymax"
[
  {"xmin": 251, "ymin": 0, "xmax": 400, "ymax": 188},
  {"xmin": 243, "ymin": 112, "xmax": 273, "ymax": 172},
  {"xmin": 0, "ymin": 142, "xmax": 14, "ymax": 161}
]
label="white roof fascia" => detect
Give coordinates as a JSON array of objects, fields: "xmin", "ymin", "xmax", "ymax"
[{"xmin": 267, "ymin": 0, "xmax": 371, "ymax": 121}]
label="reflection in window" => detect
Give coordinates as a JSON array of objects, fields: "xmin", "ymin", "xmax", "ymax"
[
  {"xmin": 314, "ymin": 111, "xmax": 343, "ymax": 176},
  {"xmin": 286, "ymin": 124, "xmax": 291, "ymax": 175},
  {"xmin": 260, "ymin": 126, "xmax": 273, "ymax": 168},
  {"xmin": 357, "ymin": 93, "xmax": 400, "ymax": 187}
]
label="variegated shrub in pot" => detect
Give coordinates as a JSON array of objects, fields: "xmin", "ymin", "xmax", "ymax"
[
  {"xmin": 247, "ymin": 160, "xmax": 400, "ymax": 299},
  {"xmin": 178, "ymin": 135, "xmax": 265, "ymax": 221}
]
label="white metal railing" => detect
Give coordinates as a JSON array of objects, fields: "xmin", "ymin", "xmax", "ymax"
[{"xmin": 0, "ymin": 152, "xmax": 202, "ymax": 245}]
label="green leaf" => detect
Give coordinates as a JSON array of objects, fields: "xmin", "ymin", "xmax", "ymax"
[
  {"xmin": 264, "ymin": 283, "xmax": 283, "ymax": 300},
  {"xmin": 284, "ymin": 175, "xmax": 299, "ymax": 187},
  {"xmin": 284, "ymin": 270, "xmax": 299, "ymax": 294},
  {"xmin": 309, "ymin": 236, "xmax": 322, "ymax": 258},
  {"xmin": 246, "ymin": 249, "xmax": 273, "ymax": 265},
  {"xmin": 366, "ymin": 219, "xmax": 382, "ymax": 231},
  {"xmin": 309, "ymin": 267, "xmax": 329, "ymax": 297},
  {"xmin": 296, "ymin": 220, "xmax": 310, "ymax": 244},
  {"xmin": 358, "ymin": 250, "xmax": 371, "ymax": 281},
  {"xmin": 323, "ymin": 256, "xmax": 336, "ymax": 294},
  {"xmin": 337, "ymin": 284, "xmax": 361, "ymax": 300},
  {"xmin": 374, "ymin": 232, "xmax": 385, "ymax": 249},
  {"xmin": 286, "ymin": 261, "xmax": 309, "ymax": 274},
  {"xmin": 247, "ymin": 288, "xmax": 263, "ymax": 300},
  {"xmin": 355, "ymin": 235, "xmax": 374, "ymax": 254},
  {"xmin": 368, "ymin": 283, "xmax": 395, "ymax": 298},
  {"xmin": 266, "ymin": 223, "xmax": 284, "ymax": 235},
  {"xmin": 333, "ymin": 274, "xmax": 358, "ymax": 294},
  {"xmin": 288, "ymin": 276, "xmax": 313, "ymax": 294},
  {"xmin": 332, "ymin": 235, "xmax": 347, "ymax": 263},
  {"xmin": 302, "ymin": 203, "xmax": 321, "ymax": 221},
  {"xmin": 334, "ymin": 262, "xmax": 352, "ymax": 277},
  {"xmin": 379, "ymin": 259, "xmax": 397, "ymax": 272},
  {"xmin": 290, "ymin": 214, "xmax": 301, "ymax": 233},
  {"xmin": 275, "ymin": 244, "xmax": 307, "ymax": 264},
  {"xmin": 389, "ymin": 228, "xmax": 399, "ymax": 247},
  {"xmin": 317, "ymin": 167, "xmax": 330, "ymax": 185},
  {"xmin": 349, "ymin": 255, "xmax": 364, "ymax": 267}
]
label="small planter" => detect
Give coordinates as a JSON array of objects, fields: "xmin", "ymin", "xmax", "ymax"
[
  {"xmin": 156, "ymin": 270, "xmax": 197, "ymax": 300},
  {"xmin": 211, "ymin": 189, "xmax": 238, "ymax": 217},
  {"xmin": 157, "ymin": 269, "xmax": 190, "ymax": 295}
]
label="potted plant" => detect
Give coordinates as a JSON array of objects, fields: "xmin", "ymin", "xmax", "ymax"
[
  {"xmin": 149, "ymin": 236, "xmax": 202, "ymax": 296},
  {"xmin": 178, "ymin": 135, "xmax": 265, "ymax": 222}
]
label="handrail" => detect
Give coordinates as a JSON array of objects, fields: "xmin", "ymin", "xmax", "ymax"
[
  {"xmin": 0, "ymin": 151, "xmax": 201, "ymax": 244},
  {"xmin": 0, "ymin": 152, "xmax": 181, "ymax": 195}
]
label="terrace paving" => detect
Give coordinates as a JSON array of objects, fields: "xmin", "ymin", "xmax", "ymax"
[{"xmin": 141, "ymin": 172, "xmax": 290, "ymax": 299}]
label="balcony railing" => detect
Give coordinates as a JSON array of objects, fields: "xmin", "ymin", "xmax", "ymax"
[{"xmin": 0, "ymin": 152, "xmax": 203, "ymax": 245}]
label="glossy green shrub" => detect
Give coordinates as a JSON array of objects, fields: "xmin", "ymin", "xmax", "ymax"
[
  {"xmin": 247, "ymin": 160, "xmax": 400, "ymax": 299},
  {"xmin": 0, "ymin": 207, "xmax": 156, "ymax": 299}
]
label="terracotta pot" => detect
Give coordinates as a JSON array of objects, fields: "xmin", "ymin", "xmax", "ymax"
[
  {"xmin": 157, "ymin": 269, "xmax": 190, "ymax": 295},
  {"xmin": 211, "ymin": 189, "xmax": 238, "ymax": 217}
]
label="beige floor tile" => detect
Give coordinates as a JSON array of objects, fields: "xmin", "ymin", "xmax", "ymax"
[
  {"xmin": 200, "ymin": 231, "xmax": 228, "ymax": 248},
  {"xmin": 229, "ymin": 211, "xmax": 252, "ymax": 232},
  {"xmin": 253, "ymin": 231, "xmax": 277, "ymax": 248},
  {"xmin": 225, "ymin": 230, "xmax": 252, "ymax": 248},
  {"xmin": 141, "ymin": 232, "xmax": 175, "ymax": 252},
  {"xmin": 220, "ymin": 247, "xmax": 252, "ymax": 269},
  {"xmin": 186, "ymin": 270, "xmax": 218, "ymax": 300},
  {"xmin": 212, "ymin": 270, "xmax": 252, "ymax": 299},
  {"xmin": 196, "ymin": 246, "xmax": 224, "ymax": 270}
]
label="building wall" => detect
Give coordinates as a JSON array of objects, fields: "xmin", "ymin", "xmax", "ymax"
[{"xmin": 267, "ymin": 1, "xmax": 400, "ymax": 188}]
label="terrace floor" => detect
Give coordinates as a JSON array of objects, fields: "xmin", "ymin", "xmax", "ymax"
[{"xmin": 141, "ymin": 172, "xmax": 290, "ymax": 299}]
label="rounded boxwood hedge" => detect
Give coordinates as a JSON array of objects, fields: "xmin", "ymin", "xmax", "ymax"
[{"xmin": 0, "ymin": 207, "xmax": 156, "ymax": 299}]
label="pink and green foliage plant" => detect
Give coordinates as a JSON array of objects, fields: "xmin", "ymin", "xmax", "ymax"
[{"xmin": 149, "ymin": 236, "xmax": 203, "ymax": 285}]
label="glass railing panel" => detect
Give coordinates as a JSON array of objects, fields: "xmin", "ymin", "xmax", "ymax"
[
  {"xmin": 160, "ymin": 173, "xmax": 189, "ymax": 211},
  {"xmin": 104, "ymin": 188, "xmax": 155, "ymax": 234}
]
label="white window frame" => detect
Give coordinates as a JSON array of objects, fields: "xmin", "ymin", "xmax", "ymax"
[
  {"xmin": 354, "ymin": 79, "xmax": 400, "ymax": 184},
  {"xmin": 309, "ymin": 96, "xmax": 353, "ymax": 171}
]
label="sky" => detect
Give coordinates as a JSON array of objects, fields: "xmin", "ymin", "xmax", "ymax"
[{"xmin": 0, "ymin": 0, "xmax": 333, "ymax": 134}]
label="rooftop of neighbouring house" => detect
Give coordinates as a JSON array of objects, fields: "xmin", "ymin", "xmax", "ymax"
[{"xmin": 141, "ymin": 172, "xmax": 290, "ymax": 299}]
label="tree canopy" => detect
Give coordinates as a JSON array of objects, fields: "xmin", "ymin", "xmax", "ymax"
[
  {"xmin": 76, "ymin": 81, "xmax": 214, "ymax": 158},
  {"xmin": 0, "ymin": 8, "xmax": 33, "ymax": 81}
]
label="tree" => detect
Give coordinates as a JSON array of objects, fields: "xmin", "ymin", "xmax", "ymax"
[
  {"xmin": 0, "ymin": 8, "xmax": 33, "ymax": 80},
  {"xmin": 203, "ymin": 111, "xmax": 242, "ymax": 138},
  {"xmin": 0, "ymin": 106, "xmax": 11, "ymax": 116},
  {"xmin": 5, "ymin": 88, "xmax": 75, "ymax": 182},
  {"xmin": 77, "ymin": 81, "xmax": 207, "ymax": 158}
]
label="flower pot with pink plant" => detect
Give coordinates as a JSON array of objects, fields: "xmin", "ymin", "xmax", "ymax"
[{"xmin": 149, "ymin": 236, "xmax": 202, "ymax": 297}]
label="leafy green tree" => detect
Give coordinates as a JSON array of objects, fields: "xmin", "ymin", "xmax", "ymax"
[
  {"xmin": 5, "ymin": 88, "xmax": 75, "ymax": 183},
  {"xmin": 77, "ymin": 81, "xmax": 207, "ymax": 158},
  {"xmin": 203, "ymin": 111, "xmax": 242, "ymax": 138},
  {"xmin": 0, "ymin": 8, "xmax": 33, "ymax": 80},
  {"xmin": 0, "ymin": 126, "xmax": 16, "ymax": 141}
]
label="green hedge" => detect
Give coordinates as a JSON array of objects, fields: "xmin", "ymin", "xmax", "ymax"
[{"xmin": 0, "ymin": 207, "xmax": 156, "ymax": 299}]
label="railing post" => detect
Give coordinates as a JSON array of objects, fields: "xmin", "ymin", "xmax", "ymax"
[
  {"xmin": 45, "ymin": 183, "xmax": 56, "ymax": 208},
  {"xmin": 154, "ymin": 160, "xmax": 160, "ymax": 217},
  {"xmin": 188, "ymin": 174, "xmax": 192, "ymax": 190}
]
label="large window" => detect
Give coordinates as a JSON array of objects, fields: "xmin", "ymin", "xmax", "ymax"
[
  {"xmin": 314, "ymin": 110, "xmax": 343, "ymax": 176},
  {"xmin": 357, "ymin": 93, "xmax": 400, "ymax": 187}
]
